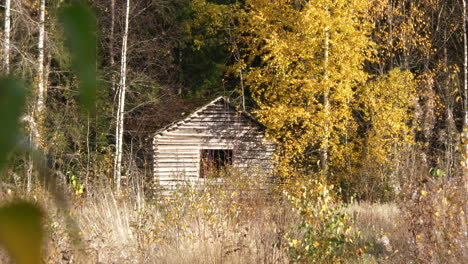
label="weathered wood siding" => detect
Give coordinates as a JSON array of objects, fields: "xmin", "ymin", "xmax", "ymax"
[{"xmin": 153, "ymin": 97, "xmax": 275, "ymax": 189}]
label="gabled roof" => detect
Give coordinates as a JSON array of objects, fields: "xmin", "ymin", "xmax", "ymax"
[{"xmin": 153, "ymin": 96, "xmax": 265, "ymax": 136}]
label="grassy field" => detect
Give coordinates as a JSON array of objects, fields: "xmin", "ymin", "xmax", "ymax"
[{"xmin": 0, "ymin": 173, "xmax": 466, "ymax": 264}]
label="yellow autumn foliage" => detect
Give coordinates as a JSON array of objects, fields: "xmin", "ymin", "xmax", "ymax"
[
  {"xmin": 237, "ymin": 1, "xmax": 417, "ymax": 199},
  {"xmin": 349, "ymin": 69, "xmax": 416, "ymax": 199},
  {"xmin": 238, "ymin": 0, "xmax": 373, "ymax": 177},
  {"xmin": 360, "ymin": 69, "xmax": 416, "ymax": 165}
]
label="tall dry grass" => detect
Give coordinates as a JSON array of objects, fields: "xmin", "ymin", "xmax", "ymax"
[
  {"xmin": 346, "ymin": 179, "xmax": 467, "ymax": 263},
  {"xmin": 39, "ymin": 172, "xmax": 292, "ymax": 263},
  {"xmin": 0, "ymin": 167, "xmax": 466, "ymax": 263}
]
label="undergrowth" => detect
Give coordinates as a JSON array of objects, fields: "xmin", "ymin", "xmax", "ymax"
[{"xmin": 0, "ymin": 169, "xmax": 466, "ymax": 263}]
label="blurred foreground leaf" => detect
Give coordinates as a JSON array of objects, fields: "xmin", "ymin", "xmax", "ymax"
[
  {"xmin": 0, "ymin": 202, "xmax": 43, "ymax": 264},
  {"xmin": 0, "ymin": 77, "xmax": 25, "ymax": 170},
  {"xmin": 60, "ymin": 1, "xmax": 97, "ymax": 112},
  {"xmin": 0, "ymin": 3, "xmax": 96, "ymax": 264}
]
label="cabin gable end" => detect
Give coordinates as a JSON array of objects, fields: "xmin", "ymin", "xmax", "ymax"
[{"xmin": 152, "ymin": 97, "xmax": 275, "ymax": 189}]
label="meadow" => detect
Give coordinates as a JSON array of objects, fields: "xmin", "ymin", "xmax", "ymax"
[{"xmin": 1, "ymin": 168, "xmax": 465, "ymax": 264}]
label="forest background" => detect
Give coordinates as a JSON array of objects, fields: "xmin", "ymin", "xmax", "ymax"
[{"xmin": 0, "ymin": 0, "xmax": 466, "ymax": 263}]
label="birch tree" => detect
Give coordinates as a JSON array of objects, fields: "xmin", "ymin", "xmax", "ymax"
[
  {"xmin": 25, "ymin": 0, "xmax": 46, "ymax": 192},
  {"xmin": 462, "ymin": 0, "xmax": 468, "ymax": 191},
  {"xmin": 322, "ymin": 27, "xmax": 330, "ymax": 174},
  {"xmin": 28, "ymin": 0, "xmax": 46, "ymax": 150},
  {"xmin": 238, "ymin": 0, "xmax": 373, "ymax": 179},
  {"xmin": 114, "ymin": 0, "xmax": 130, "ymax": 192},
  {"xmin": 37, "ymin": 0, "xmax": 45, "ymax": 116},
  {"xmin": 109, "ymin": 0, "xmax": 116, "ymax": 91},
  {"xmin": 3, "ymin": 0, "xmax": 11, "ymax": 73}
]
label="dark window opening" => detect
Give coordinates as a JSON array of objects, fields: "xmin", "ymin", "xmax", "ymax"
[{"xmin": 200, "ymin": 149, "xmax": 233, "ymax": 178}]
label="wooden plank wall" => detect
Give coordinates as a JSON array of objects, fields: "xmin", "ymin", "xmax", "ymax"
[{"xmin": 153, "ymin": 99, "xmax": 276, "ymax": 190}]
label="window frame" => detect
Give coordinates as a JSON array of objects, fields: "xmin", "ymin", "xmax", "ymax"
[{"xmin": 199, "ymin": 148, "xmax": 233, "ymax": 178}]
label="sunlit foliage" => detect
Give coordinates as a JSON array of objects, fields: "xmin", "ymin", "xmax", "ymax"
[{"xmin": 237, "ymin": 0, "xmax": 373, "ymax": 177}]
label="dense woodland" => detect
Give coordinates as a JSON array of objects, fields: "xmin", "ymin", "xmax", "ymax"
[
  {"xmin": 1, "ymin": 0, "xmax": 466, "ymax": 197},
  {"xmin": 0, "ymin": 0, "xmax": 467, "ymax": 263}
]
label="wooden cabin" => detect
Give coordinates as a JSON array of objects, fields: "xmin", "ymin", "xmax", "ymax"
[{"xmin": 152, "ymin": 97, "xmax": 276, "ymax": 189}]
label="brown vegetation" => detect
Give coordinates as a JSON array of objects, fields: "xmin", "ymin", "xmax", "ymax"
[{"xmin": 1, "ymin": 167, "xmax": 465, "ymax": 264}]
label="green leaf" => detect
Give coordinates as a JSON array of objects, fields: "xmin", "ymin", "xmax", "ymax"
[
  {"xmin": 0, "ymin": 77, "xmax": 25, "ymax": 170},
  {"xmin": 429, "ymin": 167, "xmax": 445, "ymax": 177},
  {"xmin": 0, "ymin": 201, "xmax": 43, "ymax": 264},
  {"xmin": 60, "ymin": 1, "xmax": 97, "ymax": 112}
]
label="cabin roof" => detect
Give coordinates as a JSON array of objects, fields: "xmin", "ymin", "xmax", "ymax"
[
  {"xmin": 153, "ymin": 96, "xmax": 265, "ymax": 136},
  {"xmin": 124, "ymin": 97, "xmax": 210, "ymax": 137}
]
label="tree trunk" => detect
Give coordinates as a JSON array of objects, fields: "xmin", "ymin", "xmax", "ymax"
[
  {"xmin": 114, "ymin": 0, "xmax": 130, "ymax": 192},
  {"xmin": 239, "ymin": 69, "xmax": 245, "ymax": 111},
  {"xmin": 462, "ymin": 0, "xmax": 468, "ymax": 192},
  {"xmin": 27, "ymin": 154, "xmax": 33, "ymax": 193},
  {"xmin": 27, "ymin": 0, "xmax": 46, "ymax": 192},
  {"xmin": 4, "ymin": 0, "xmax": 11, "ymax": 73},
  {"xmin": 110, "ymin": 0, "xmax": 116, "ymax": 91},
  {"xmin": 37, "ymin": 0, "xmax": 46, "ymax": 115},
  {"xmin": 321, "ymin": 27, "xmax": 330, "ymax": 175},
  {"xmin": 85, "ymin": 113, "xmax": 90, "ymax": 194}
]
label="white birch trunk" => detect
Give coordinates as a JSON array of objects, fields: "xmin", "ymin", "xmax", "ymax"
[
  {"xmin": 26, "ymin": 0, "xmax": 46, "ymax": 192},
  {"xmin": 21, "ymin": 114, "xmax": 40, "ymax": 193},
  {"xmin": 27, "ymin": 154, "xmax": 33, "ymax": 193},
  {"xmin": 114, "ymin": 0, "xmax": 130, "ymax": 192},
  {"xmin": 110, "ymin": 0, "xmax": 116, "ymax": 91},
  {"xmin": 37, "ymin": 0, "xmax": 45, "ymax": 115},
  {"xmin": 239, "ymin": 69, "xmax": 245, "ymax": 111},
  {"xmin": 462, "ymin": 0, "xmax": 468, "ymax": 192},
  {"xmin": 4, "ymin": 0, "xmax": 11, "ymax": 73},
  {"xmin": 322, "ymin": 27, "xmax": 330, "ymax": 175}
]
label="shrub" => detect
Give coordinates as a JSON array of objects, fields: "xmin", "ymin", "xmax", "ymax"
[
  {"xmin": 401, "ymin": 174, "xmax": 467, "ymax": 263},
  {"xmin": 284, "ymin": 178, "xmax": 362, "ymax": 263}
]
